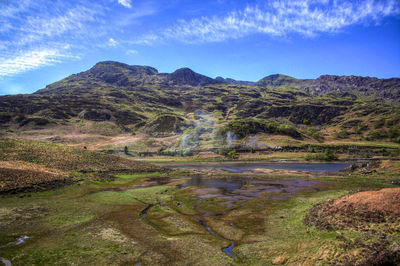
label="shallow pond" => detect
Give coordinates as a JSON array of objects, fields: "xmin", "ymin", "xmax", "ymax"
[
  {"xmin": 165, "ymin": 162, "xmax": 351, "ymax": 173},
  {"xmin": 182, "ymin": 176, "xmax": 328, "ymax": 204}
]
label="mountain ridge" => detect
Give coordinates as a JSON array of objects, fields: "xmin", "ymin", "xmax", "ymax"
[
  {"xmin": 34, "ymin": 61, "xmax": 400, "ymax": 102},
  {"xmin": 1, "ymin": 60, "xmax": 399, "ymax": 147}
]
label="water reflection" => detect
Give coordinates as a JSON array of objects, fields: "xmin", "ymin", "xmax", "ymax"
[
  {"xmin": 165, "ymin": 162, "xmax": 351, "ymax": 173},
  {"xmin": 183, "ymin": 175, "xmax": 328, "ymax": 203}
]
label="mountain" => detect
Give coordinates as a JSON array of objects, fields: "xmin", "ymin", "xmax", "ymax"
[
  {"xmin": 256, "ymin": 73, "xmax": 400, "ymax": 102},
  {"xmin": 0, "ymin": 61, "xmax": 399, "ymax": 147},
  {"xmin": 309, "ymin": 75, "xmax": 400, "ymax": 100},
  {"xmin": 34, "ymin": 61, "xmax": 400, "ymax": 102},
  {"xmin": 167, "ymin": 68, "xmax": 220, "ymax": 86}
]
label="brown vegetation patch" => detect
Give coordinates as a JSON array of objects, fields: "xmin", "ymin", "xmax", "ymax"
[
  {"xmin": 305, "ymin": 188, "xmax": 400, "ymax": 265},
  {"xmin": 0, "ymin": 161, "xmax": 72, "ymax": 193},
  {"xmin": 0, "ymin": 138, "xmax": 161, "ymax": 173},
  {"xmin": 304, "ymin": 188, "xmax": 400, "ymax": 231}
]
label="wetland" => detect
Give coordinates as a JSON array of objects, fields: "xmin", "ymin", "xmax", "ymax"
[{"xmin": 1, "ymin": 159, "xmax": 399, "ymax": 265}]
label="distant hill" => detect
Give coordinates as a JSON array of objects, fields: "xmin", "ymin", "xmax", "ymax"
[{"xmin": 0, "ymin": 61, "xmax": 399, "ymax": 145}]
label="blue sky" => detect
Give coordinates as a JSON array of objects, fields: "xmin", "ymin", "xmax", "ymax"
[{"xmin": 1, "ymin": 0, "xmax": 400, "ymax": 95}]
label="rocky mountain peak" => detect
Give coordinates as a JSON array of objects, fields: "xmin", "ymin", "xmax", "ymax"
[
  {"xmin": 90, "ymin": 61, "xmax": 158, "ymax": 76},
  {"xmin": 168, "ymin": 68, "xmax": 219, "ymax": 86}
]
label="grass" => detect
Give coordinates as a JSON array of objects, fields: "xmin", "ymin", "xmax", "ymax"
[
  {"xmin": 0, "ymin": 156, "xmax": 399, "ymax": 264},
  {"xmin": 87, "ymin": 191, "xmax": 140, "ymax": 205},
  {"xmin": 0, "ymin": 138, "xmax": 160, "ymax": 173},
  {"xmin": 0, "ymin": 138, "xmax": 163, "ymax": 193},
  {"xmin": 115, "ymin": 171, "xmax": 182, "ymax": 180},
  {"xmin": 126, "ymin": 185, "xmax": 176, "ymax": 204}
]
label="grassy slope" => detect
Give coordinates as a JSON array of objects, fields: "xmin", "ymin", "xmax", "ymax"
[
  {"xmin": 0, "ymin": 138, "xmax": 161, "ymax": 193},
  {"xmin": 0, "ymin": 138, "xmax": 159, "ymax": 172}
]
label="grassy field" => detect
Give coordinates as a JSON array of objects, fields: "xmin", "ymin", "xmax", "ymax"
[{"xmin": 0, "ymin": 138, "xmax": 399, "ymax": 265}]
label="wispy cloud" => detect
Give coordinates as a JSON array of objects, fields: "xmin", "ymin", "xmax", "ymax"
[
  {"xmin": 0, "ymin": 47, "xmax": 78, "ymax": 78},
  {"xmin": 138, "ymin": 0, "xmax": 400, "ymax": 44},
  {"xmin": 118, "ymin": 0, "xmax": 132, "ymax": 8},
  {"xmin": 0, "ymin": 1, "xmax": 105, "ymax": 78}
]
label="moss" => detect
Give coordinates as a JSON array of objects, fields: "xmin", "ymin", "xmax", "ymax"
[
  {"xmin": 87, "ymin": 191, "xmax": 139, "ymax": 205},
  {"xmin": 115, "ymin": 172, "xmax": 164, "ymax": 180},
  {"xmin": 126, "ymin": 185, "xmax": 176, "ymax": 204}
]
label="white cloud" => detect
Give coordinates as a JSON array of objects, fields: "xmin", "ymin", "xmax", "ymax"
[
  {"xmin": 138, "ymin": 0, "xmax": 400, "ymax": 44},
  {"xmin": 126, "ymin": 49, "xmax": 138, "ymax": 55},
  {"xmin": 118, "ymin": 0, "xmax": 132, "ymax": 8},
  {"xmin": 0, "ymin": 48, "xmax": 77, "ymax": 78},
  {"xmin": 108, "ymin": 38, "xmax": 119, "ymax": 46}
]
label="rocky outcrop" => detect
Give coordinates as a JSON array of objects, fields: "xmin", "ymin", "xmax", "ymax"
[
  {"xmin": 142, "ymin": 115, "xmax": 185, "ymax": 137},
  {"xmin": 87, "ymin": 61, "xmax": 158, "ymax": 86},
  {"xmin": 78, "ymin": 109, "xmax": 114, "ymax": 122},
  {"xmin": 261, "ymin": 105, "xmax": 347, "ymax": 125},
  {"xmin": 309, "ymin": 75, "xmax": 400, "ymax": 101}
]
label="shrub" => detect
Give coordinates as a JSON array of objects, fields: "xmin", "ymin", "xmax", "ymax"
[
  {"xmin": 354, "ymin": 122, "xmax": 368, "ymax": 134},
  {"xmin": 161, "ymin": 150, "xmax": 176, "ymax": 156},
  {"xmin": 373, "ymin": 119, "xmax": 385, "ymax": 129},
  {"xmin": 385, "ymin": 117, "xmax": 400, "ymax": 127},
  {"xmin": 227, "ymin": 149, "xmax": 237, "ymax": 159},
  {"xmin": 334, "ymin": 130, "xmax": 349, "ymax": 139},
  {"xmin": 179, "ymin": 149, "xmax": 193, "ymax": 157},
  {"xmin": 322, "ymin": 149, "xmax": 337, "ymax": 161},
  {"xmin": 366, "ymin": 129, "xmax": 387, "ymax": 140},
  {"xmin": 388, "ymin": 126, "xmax": 400, "ymax": 139},
  {"xmin": 302, "ymin": 127, "xmax": 324, "ymax": 142},
  {"xmin": 218, "ymin": 148, "xmax": 237, "ymax": 159},
  {"xmin": 304, "ymin": 149, "xmax": 337, "ymax": 161}
]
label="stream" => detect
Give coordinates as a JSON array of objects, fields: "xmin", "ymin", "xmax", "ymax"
[
  {"xmin": 100, "ymin": 162, "xmax": 342, "ymax": 259},
  {"xmin": 0, "ymin": 236, "xmax": 30, "ymax": 266},
  {"xmin": 135, "ymin": 173, "xmax": 329, "ymax": 259}
]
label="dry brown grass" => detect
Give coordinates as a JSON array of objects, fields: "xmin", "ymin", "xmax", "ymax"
[
  {"xmin": 331, "ymin": 188, "xmax": 400, "ymax": 216},
  {"xmin": 305, "ymin": 188, "xmax": 400, "ymax": 231},
  {"xmin": 0, "ymin": 161, "xmax": 71, "ymax": 193},
  {"xmin": 0, "ymin": 138, "xmax": 161, "ymax": 173},
  {"xmin": 0, "ymin": 161, "xmax": 65, "ymax": 175}
]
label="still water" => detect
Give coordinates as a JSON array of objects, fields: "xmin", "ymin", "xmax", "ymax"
[{"xmin": 165, "ymin": 162, "xmax": 351, "ymax": 173}]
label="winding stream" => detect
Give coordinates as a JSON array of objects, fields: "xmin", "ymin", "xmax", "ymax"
[
  {"xmin": 110, "ymin": 162, "xmax": 341, "ymax": 259},
  {"xmin": 0, "ymin": 259, "xmax": 11, "ymax": 266},
  {"xmin": 135, "ymin": 173, "xmax": 329, "ymax": 259}
]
